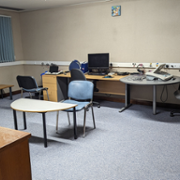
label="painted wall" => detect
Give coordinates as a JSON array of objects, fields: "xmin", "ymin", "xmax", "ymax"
[{"xmin": 20, "ymin": 0, "xmax": 180, "ymax": 64}]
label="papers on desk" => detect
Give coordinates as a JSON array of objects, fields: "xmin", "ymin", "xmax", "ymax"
[{"xmin": 45, "ymin": 71, "xmax": 63, "ymax": 75}]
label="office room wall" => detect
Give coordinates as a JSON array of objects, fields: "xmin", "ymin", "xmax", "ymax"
[
  {"xmin": 18, "ymin": 0, "xmax": 180, "ymax": 104},
  {"xmin": 0, "ymin": 10, "xmax": 24, "ymax": 92},
  {"xmin": 19, "ymin": 0, "xmax": 180, "ymax": 64}
]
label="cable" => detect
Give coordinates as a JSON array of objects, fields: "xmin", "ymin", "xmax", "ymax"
[{"xmin": 160, "ymin": 85, "xmax": 168, "ymax": 103}]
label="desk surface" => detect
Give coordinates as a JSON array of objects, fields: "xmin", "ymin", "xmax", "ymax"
[
  {"xmin": 0, "ymin": 126, "xmax": 31, "ymax": 150},
  {"xmin": 56, "ymin": 72, "xmax": 127, "ymax": 81},
  {"xmin": 120, "ymin": 75, "xmax": 180, "ymax": 85},
  {"xmin": 11, "ymin": 98, "xmax": 77, "ymax": 113},
  {"xmin": 0, "ymin": 84, "xmax": 14, "ymax": 89}
]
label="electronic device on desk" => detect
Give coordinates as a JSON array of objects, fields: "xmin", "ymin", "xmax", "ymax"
[
  {"xmin": 117, "ymin": 72, "xmax": 129, "ymax": 76},
  {"xmin": 107, "ymin": 72, "xmax": 115, "ymax": 77},
  {"xmin": 49, "ymin": 64, "xmax": 59, "ymax": 73},
  {"xmin": 146, "ymin": 64, "xmax": 173, "ymax": 81},
  {"xmin": 45, "ymin": 70, "xmax": 63, "ymax": 75},
  {"xmin": 88, "ymin": 53, "xmax": 109, "ymax": 75}
]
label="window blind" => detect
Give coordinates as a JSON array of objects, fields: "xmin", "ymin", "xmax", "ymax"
[{"xmin": 0, "ymin": 16, "xmax": 15, "ymax": 63}]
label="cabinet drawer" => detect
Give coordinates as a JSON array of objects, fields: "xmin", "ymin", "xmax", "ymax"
[
  {"xmin": 42, "ymin": 75, "xmax": 57, "ymax": 84},
  {"xmin": 43, "ymin": 90, "xmax": 58, "ymax": 102},
  {"xmin": 43, "ymin": 83, "xmax": 57, "ymax": 90}
]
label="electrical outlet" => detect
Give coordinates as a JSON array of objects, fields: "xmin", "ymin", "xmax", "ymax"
[{"xmin": 166, "ymin": 63, "xmax": 180, "ymax": 69}]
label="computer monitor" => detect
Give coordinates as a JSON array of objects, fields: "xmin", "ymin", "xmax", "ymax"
[
  {"xmin": 49, "ymin": 64, "xmax": 58, "ymax": 73},
  {"xmin": 88, "ymin": 53, "xmax": 109, "ymax": 73}
]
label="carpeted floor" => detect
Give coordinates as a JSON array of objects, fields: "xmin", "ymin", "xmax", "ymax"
[{"xmin": 1, "ymin": 94, "xmax": 180, "ymax": 180}]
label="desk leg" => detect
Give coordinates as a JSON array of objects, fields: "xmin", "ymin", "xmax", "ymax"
[
  {"xmin": 119, "ymin": 84, "xmax": 131, "ymax": 112},
  {"xmin": 13, "ymin": 110, "xmax": 18, "ymax": 130},
  {"xmin": 1, "ymin": 89, "xmax": 3, "ymax": 99},
  {"xmin": 23, "ymin": 112, "xmax": 27, "ymax": 129},
  {"xmin": 153, "ymin": 85, "xmax": 157, "ymax": 115},
  {"xmin": 42, "ymin": 113, "xmax": 47, "ymax": 148},
  {"xmin": 9, "ymin": 87, "xmax": 13, "ymax": 100},
  {"xmin": 73, "ymin": 107, "xmax": 77, "ymax": 139}
]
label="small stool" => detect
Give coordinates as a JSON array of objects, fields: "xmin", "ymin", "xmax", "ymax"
[{"xmin": 0, "ymin": 84, "xmax": 14, "ymax": 100}]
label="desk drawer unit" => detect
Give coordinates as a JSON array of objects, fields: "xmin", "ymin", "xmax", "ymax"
[{"xmin": 42, "ymin": 75, "xmax": 58, "ymax": 101}]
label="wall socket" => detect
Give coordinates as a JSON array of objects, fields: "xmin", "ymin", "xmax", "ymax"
[{"xmin": 165, "ymin": 63, "xmax": 180, "ymax": 69}]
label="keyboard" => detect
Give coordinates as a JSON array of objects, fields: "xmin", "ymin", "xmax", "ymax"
[
  {"xmin": 45, "ymin": 71, "xmax": 63, "ymax": 75},
  {"xmin": 88, "ymin": 72, "xmax": 107, "ymax": 76}
]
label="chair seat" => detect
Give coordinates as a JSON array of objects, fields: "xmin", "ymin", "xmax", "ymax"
[
  {"xmin": 23, "ymin": 87, "xmax": 44, "ymax": 92},
  {"xmin": 63, "ymin": 99, "xmax": 89, "ymax": 111}
]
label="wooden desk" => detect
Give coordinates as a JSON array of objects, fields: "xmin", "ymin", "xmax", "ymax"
[
  {"xmin": 10, "ymin": 98, "xmax": 77, "ymax": 147},
  {"xmin": 42, "ymin": 73, "xmax": 126, "ymax": 102},
  {"xmin": 0, "ymin": 126, "xmax": 31, "ymax": 180},
  {"xmin": 0, "ymin": 84, "xmax": 14, "ymax": 100}
]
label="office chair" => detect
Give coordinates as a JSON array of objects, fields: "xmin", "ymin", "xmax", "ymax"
[
  {"xmin": 16, "ymin": 75, "xmax": 49, "ymax": 100},
  {"xmin": 56, "ymin": 80, "xmax": 96, "ymax": 137},
  {"xmin": 170, "ymin": 84, "xmax": 180, "ymax": 117},
  {"xmin": 70, "ymin": 69, "xmax": 100, "ymax": 108}
]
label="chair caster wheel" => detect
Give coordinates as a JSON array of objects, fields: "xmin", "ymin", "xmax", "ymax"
[{"xmin": 170, "ymin": 113, "xmax": 174, "ymax": 117}]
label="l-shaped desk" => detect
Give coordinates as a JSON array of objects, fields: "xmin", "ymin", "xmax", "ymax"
[
  {"xmin": 42, "ymin": 73, "xmax": 126, "ymax": 102},
  {"xmin": 42, "ymin": 73, "xmax": 180, "ymax": 115}
]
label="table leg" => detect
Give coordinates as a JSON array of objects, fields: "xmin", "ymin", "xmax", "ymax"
[
  {"xmin": 73, "ymin": 107, "xmax": 77, "ymax": 139},
  {"xmin": 1, "ymin": 89, "xmax": 3, "ymax": 99},
  {"xmin": 42, "ymin": 113, "xmax": 47, "ymax": 148},
  {"xmin": 23, "ymin": 112, "xmax": 27, "ymax": 129},
  {"xmin": 9, "ymin": 87, "xmax": 13, "ymax": 100},
  {"xmin": 119, "ymin": 84, "xmax": 132, "ymax": 112},
  {"xmin": 13, "ymin": 110, "xmax": 18, "ymax": 130},
  {"xmin": 153, "ymin": 85, "xmax": 157, "ymax": 115}
]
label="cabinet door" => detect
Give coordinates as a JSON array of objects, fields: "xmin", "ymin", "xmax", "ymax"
[{"xmin": 42, "ymin": 75, "xmax": 58, "ymax": 102}]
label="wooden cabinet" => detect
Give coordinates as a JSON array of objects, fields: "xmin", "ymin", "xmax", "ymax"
[
  {"xmin": 42, "ymin": 75, "xmax": 58, "ymax": 101},
  {"xmin": 0, "ymin": 127, "xmax": 32, "ymax": 180}
]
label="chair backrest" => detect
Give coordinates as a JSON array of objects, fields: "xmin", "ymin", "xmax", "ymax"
[
  {"xmin": 70, "ymin": 69, "xmax": 86, "ymax": 81},
  {"xmin": 68, "ymin": 80, "xmax": 94, "ymax": 100},
  {"xmin": 17, "ymin": 76, "xmax": 38, "ymax": 90}
]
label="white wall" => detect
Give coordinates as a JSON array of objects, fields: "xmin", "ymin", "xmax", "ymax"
[{"xmin": 20, "ymin": 0, "xmax": 180, "ymax": 64}]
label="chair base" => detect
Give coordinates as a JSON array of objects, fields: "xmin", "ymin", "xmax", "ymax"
[
  {"xmin": 93, "ymin": 101, "xmax": 100, "ymax": 108},
  {"xmin": 170, "ymin": 111, "xmax": 180, "ymax": 117}
]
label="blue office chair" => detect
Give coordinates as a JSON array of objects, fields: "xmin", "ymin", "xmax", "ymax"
[
  {"xmin": 56, "ymin": 80, "xmax": 96, "ymax": 137},
  {"xmin": 70, "ymin": 69, "xmax": 100, "ymax": 108},
  {"xmin": 16, "ymin": 75, "xmax": 49, "ymax": 100}
]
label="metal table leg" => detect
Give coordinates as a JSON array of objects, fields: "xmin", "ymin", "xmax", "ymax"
[
  {"xmin": 9, "ymin": 87, "xmax": 13, "ymax": 100},
  {"xmin": 42, "ymin": 112, "xmax": 47, "ymax": 148},
  {"xmin": 1, "ymin": 89, "xmax": 3, "ymax": 99},
  {"xmin": 119, "ymin": 84, "xmax": 132, "ymax": 112},
  {"xmin": 13, "ymin": 110, "xmax": 18, "ymax": 130},
  {"xmin": 153, "ymin": 85, "xmax": 157, "ymax": 115},
  {"xmin": 73, "ymin": 107, "xmax": 77, "ymax": 139},
  {"xmin": 23, "ymin": 112, "xmax": 27, "ymax": 129}
]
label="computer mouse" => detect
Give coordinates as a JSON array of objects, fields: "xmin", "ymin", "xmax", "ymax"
[{"xmin": 104, "ymin": 75, "xmax": 113, "ymax": 78}]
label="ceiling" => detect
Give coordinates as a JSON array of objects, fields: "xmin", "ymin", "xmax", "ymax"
[{"xmin": 0, "ymin": 0, "xmax": 112, "ymax": 12}]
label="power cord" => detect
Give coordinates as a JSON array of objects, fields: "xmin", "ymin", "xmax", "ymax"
[{"xmin": 160, "ymin": 85, "xmax": 168, "ymax": 103}]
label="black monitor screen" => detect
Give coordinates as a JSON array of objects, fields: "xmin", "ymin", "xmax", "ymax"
[
  {"xmin": 49, "ymin": 65, "xmax": 58, "ymax": 73},
  {"xmin": 88, "ymin": 53, "xmax": 109, "ymax": 70}
]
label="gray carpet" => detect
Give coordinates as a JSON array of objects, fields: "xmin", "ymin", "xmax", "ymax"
[{"xmin": 1, "ymin": 94, "xmax": 180, "ymax": 180}]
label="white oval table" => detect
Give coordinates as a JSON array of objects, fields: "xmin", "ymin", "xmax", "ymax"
[
  {"xmin": 120, "ymin": 75, "xmax": 180, "ymax": 114},
  {"xmin": 11, "ymin": 98, "xmax": 77, "ymax": 148}
]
